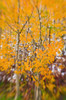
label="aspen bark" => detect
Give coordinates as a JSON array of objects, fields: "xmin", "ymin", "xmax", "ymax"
[
  {"xmin": 35, "ymin": 84, "xmax": 39, "ymax": 100},
  {"xmin": 15, "ymin": 0, "xmax": 20, "ymax": 100},
  {"xmin": 53, "ymin": 19, "xmax": 55, "ymax": 43},
  {"xmin": 35, "ymin": 74, "xmax": 41, "ymax": 100},
  {"xmin": 15, "ymin": 33, "xmax": 20, "ymax": 100},
  {"xmin": 49, "ymin": 28, "xmax": 51, "ymax": 44},
  {"xmin": 34, "ymin": 6, "xmax": 42, "ymax": 100}
]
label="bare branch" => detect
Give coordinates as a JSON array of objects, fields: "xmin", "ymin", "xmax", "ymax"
[
  {"xmin": 36, "ymin": 6, "xmax": 42, "ymax": 44},
  {"xmin": 6, "ymin": 22, "xmax": 17, "ymax": 33},
  {"xmin": 19, "ymin": 10, "xmax": 33, "ymax": 34}
]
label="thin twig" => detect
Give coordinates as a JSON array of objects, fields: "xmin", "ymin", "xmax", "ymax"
[
  {"xmin": 6, "ymin": 22, "xmax": 17, "ymax": 33},
  {"xmin": 19, "ymin": 10, "xmax": 33, "ymax": 34}
]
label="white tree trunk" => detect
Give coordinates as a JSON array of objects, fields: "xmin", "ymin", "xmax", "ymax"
[{"xmin": 15, "ymin": 0, "xmax": 20, "ymax": 99}]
